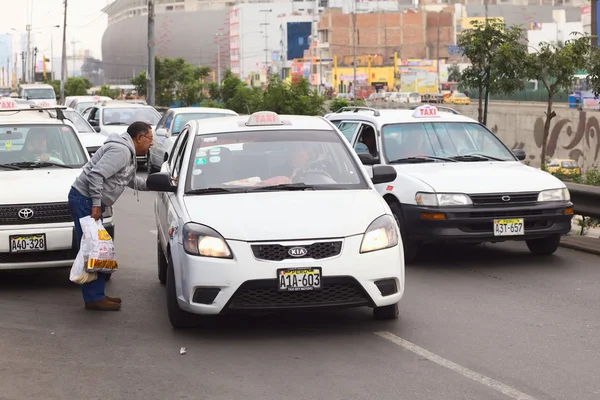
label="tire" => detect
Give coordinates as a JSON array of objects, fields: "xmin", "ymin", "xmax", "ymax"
[
  {"xmin": 373, "ymin": 302, "xmax": 399, "ymax": 320},
  {"xmin": 157, "ymin": 239, "xmax": 167, "ymax": 285},
  {"xmin": 387, "ymin": 201, "xmax": 421, "ymax": 263},
  {"xmin": 166, "ymin": 254, "xmax": 197, "ymax": 328},
  {"xmin": 526, "ymin": 234, "xmax": 561, "ymax": 255}
]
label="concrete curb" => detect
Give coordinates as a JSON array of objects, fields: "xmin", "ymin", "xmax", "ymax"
[{"xmin": 559, "ymin": 236, "xmax": 600, "ymax": 256}]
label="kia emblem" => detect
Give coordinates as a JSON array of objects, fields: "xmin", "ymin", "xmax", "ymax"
[
  {"xmin": 18, "ymin": 208, "xmax": 35, "ymax": 220},
  {"xmin": 501, "ymin": 196, "xmax": 511, "ymax": 202},
  {"xmin": 288, "ymin": 247, "xmax": 308, "ymax": 257}
]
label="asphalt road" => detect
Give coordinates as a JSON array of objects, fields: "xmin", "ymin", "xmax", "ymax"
[{"xmin": 1, "ymin": 174, "xmax": 599, "ymax": 400}]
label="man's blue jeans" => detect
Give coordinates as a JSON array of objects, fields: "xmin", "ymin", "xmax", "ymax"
[{"xmin": 68, "ymin": 187, "xmax": 107, "ymax": 303}]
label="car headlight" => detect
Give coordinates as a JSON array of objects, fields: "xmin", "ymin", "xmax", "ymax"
[
  {"xmin": 182, "ymin": 223, "xmax": 233, "ymax": 259},
  {"xmin": 360, "ymin": 215, "xmax": 399, "ymax": 254},
  {"xmin": 102, "ymin": 206, "xmax": 113, "ymax": 218},
  {"xmin": 538, "ymin": 188, "xmax": 570, "ymax": 202},
  {"xmin": 415, "ymin": 192, "xmax": 472, "ymax": 206}
]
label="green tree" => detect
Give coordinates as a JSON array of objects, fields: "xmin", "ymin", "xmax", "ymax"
[
  {"xmin": 458, "ymin": 18, "xmax": 528, "ymax": 124},
  {"xmin": 47, "ymin": 77, "xmax": 92, "ymax": 98},
  {"xmin": 525, "ymin": 34, "xmax": 593, "ymax": 168},
  {"xmin": 95, "ymin": 85, "xmax": 121, "ymax": 98},
  {"xmin": 447, "ymin": 64, "xmax": 461, "ymax": 83}
]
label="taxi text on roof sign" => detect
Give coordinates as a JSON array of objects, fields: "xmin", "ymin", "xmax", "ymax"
[
  {"xmin": 412, "ymin": 105, "xmax": 440, "ymax": 118},
  {"xmin": 0, "ymin": 99, "xmax": 17, "ymax": 109},
  {"xmin": 246, "ymin": 111, "xmax": 283, "ymax": 126}
]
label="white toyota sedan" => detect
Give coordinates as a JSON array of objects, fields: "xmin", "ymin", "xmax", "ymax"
[{"xmin": 148, "ymin": 111, "xmax": 404, "ymax": 328}]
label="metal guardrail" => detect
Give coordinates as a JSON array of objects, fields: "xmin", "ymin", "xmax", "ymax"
[{"xmin": 566, "ymin": 183, "xmax": 600, "ymax": 219}]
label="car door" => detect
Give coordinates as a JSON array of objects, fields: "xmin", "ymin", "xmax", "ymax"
[
  {"xmin": 330, "ymin": 120, "xmax": 361, "ymax": 143},
  {"xmin": 351, "ymin": 122, "xmax": 380, "ymax": 177}
]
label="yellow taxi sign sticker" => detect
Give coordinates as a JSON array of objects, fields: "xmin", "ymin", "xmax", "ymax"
[
  {"xmin": 412, "ymin": 105, "xmax": 440, "ymax": 118},
  {"xmin": 246, "ymin": 111, "xmax": 282, "ymax": 126},
  {"xmin": 4, "ymin": 141, "xmax": 12, "ymax": 151}
]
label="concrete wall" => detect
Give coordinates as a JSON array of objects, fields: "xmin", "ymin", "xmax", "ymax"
[{"xmin": 452, "ymin": 104, "xmax": 600, "ymax": 171}]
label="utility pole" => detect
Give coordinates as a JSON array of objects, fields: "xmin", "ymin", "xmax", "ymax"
[
  {"xmin": 260, "ymin": 9, "xmax": 272, "ymax": 81},
  {"xmin": 32, "ymin": 47, "xmax": 38, "ymax": 82},
  {"xmin": 215, "ymin": 33, "xmax": 223, "ymax": 85},
  {"xmin": 147, "ymin": 0, "xmax": 155, "ymax": 106},
  {"xmin": 26, "ymin": 24, "xmax": 31, "ymax": 83},
  {"xmin": 60, "ymin": 0, "xmax": 68, "ymax": 104},
  {"xmin": 1, "ymin": 67, "xmax": 4, "ymax": 86},
  {"xmin": 21, "ymin": 51, "xmax": 26, "ymax": 84},
  {"xmin": 352, "ymin": 0, "xmax": 357, "ymax": 97},
  {"xmin": 436, "ymin": 12, "xmax": 441, "ymax": 88},
  {"xmin": 13, "ymin": 52, "xmax": 17, "ymax": 89}
]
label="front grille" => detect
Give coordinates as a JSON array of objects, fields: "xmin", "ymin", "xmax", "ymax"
[
  {"xmin": 0, "ymin": 202, "xmax": 72, "ymax": 225},
  {"xmin": 251, "ymin": 241, "xmax": 342, "ymax": 262},
  {"xmin": 470, "ymin": 192, "xmax": 539, "ymax": 207},
  {"xmin": 226, "ymin": 277, "xmax": 371, "ymax": 310},
  {"xmin": 466, "ymin": 209, "xmax": 548, "ymax": 219},
  {"xmin": 0, "ymin": 249, "xmax": 77, "ymax": 264}
]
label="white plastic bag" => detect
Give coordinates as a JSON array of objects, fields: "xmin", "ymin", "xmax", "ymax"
[
  {"xmin": 80, "ymin": 216, "xmax": 118, "ymax": 274},
  {"xmin": 69, "ymin": 238, "xmax": 98, "ymax": 285}
]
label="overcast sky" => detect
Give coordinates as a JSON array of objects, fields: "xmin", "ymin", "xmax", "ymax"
[{"xmin": 0, "ymin": 0, "xmax": 108, "ymax": 59}]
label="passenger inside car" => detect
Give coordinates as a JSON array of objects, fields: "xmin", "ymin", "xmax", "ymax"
[{"xmin": 21, "ymin": 128, "xmax": 63, "ymax": 163}]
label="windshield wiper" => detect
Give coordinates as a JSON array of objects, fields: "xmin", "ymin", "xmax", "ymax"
[
  {"xmin": 451, "ymin": 154, "xmax": 504, "ymax": 162},
  {"xmin": 7, "ymin": 161, "xmax": 73, "ymax": 169},
  {"xmin": 250, "ymin": 183, "xmax": 318, "ymax": 191},
  {"xmin": 387, "ymin": 156, "xmax": 450, "ymax": 164},
  {"xmin": 104, "ymin": 122, "xmax": 128, "ymax": 126},
  {"xmin": 186, "ymin": 187, "xmax": 245, "ymax": 195},
  {"xmin": 0, "ymin": 163, "xmax": 21, "ymax": 170}
]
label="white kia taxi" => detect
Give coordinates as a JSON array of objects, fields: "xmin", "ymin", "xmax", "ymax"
[
  {"xmin": 0, "ymin": 102, "xmax": 115, "ymax": 271},
  {"xmin": 148, "ymin": 111, "xmax": 404, "ymax": 328},
  {"xmin": 326, "ymin": 105, "xmax": 574, "ymax": 262}
]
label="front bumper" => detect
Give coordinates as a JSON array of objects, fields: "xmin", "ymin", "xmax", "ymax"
[
  {"xmin": 174, "ymin": 235, "xmax": 405, "ymax": 315},
  {"xmin": 401, "ymin": 201, "xmax": 573, "ymax": 244},
  {"xmin": 0, "ymin": 220, "xmax": 115, "ymax": 270}
]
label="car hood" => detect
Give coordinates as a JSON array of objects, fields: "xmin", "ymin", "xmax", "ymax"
[
  {"xmin": 0, "ymin": 169, "xmax": 81, "ymax": 204},
  {"xmin": 78, "ymin": 132, "xmax": 106, "ymax": 148},
  {"xmin": 183, "ymin": 190, "xmax": 387, "ymax": 241},
  {"xmin": 396, "ymin": 162, "xmax": 565, "ymax": 193}
]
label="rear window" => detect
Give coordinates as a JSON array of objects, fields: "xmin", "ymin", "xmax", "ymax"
[{"xmin": 561, "ymin": 160, "xmax": 578, "ymax": 168}]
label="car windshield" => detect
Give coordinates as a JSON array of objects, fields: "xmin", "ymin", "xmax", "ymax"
[
  {"xmin": 454, "ymin": 93, "xmax": 466, "ymax": 98},
  {"xmin": 185, "ymin": 129, "xmax": 368, "ymax": 193},
  {"xmin": 0, "ymin": 88, "xmax": 10, "ymax": 96},
  {"xmin": 561, "ymin": 160, "xmax": 578, "ymax": 168},
  {"xmin": 63, "ymin": 110, "xmax": 94, "ymax": 133},
  {"xmin": 382, "ymin": 122, "xmax": 516, "ymax": 162},
  {"xmin": 23, "ymin": 88, "xmax": 55, "ymax": 100},
  {"xmin": 75, "ymin": 101, "xmax": 96, "ymax": 114},
  {"xmin": 102, "ymin": 107, "xmax": 161, "ymax": 126},
  {"xmin": 172, "ymin": 112, "xmax": 235, "ymax": 135},
  {"xmin": 0, "ymin": 124, "xmax": 88, "ymax": 168}
]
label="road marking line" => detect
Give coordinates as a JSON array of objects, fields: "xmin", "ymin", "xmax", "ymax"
[
  {"xmin": 149, "ymin": 229, "xmax": 157, "ymax": 235},
  {"xmin": 373, "ymin": 331, "xmax": 538, "ymax": 400}
]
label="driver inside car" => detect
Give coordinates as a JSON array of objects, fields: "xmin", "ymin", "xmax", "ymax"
[
  {"xmin": 22, "ymin": 128, "xmax": 62, "ymax": 163},
  {"xmin": 259, "ymin": 144, "xmax": 313, "ymax": 185}
]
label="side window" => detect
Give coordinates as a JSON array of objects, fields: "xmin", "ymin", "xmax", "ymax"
[
  {"xmin": 170, "ymin": 128, "xmax": 190, "ymax": 183},
  {"xmin": 353, "ymin": 123, "xmax": 378, "ymax": 157},
  {"xmin": 336, "ymin": 121, "xmax": 360, "ymax": 142},
  {"xmin": 168, "ymin": 129, "xmax": 187, "ymax": 171},
  {"xmin": 155, "ymin": 112, "xmax": 169, "ymax": 130},
  {"xmin": 164, "ymin": 113, "xmax": 174, "ymax": 130}
]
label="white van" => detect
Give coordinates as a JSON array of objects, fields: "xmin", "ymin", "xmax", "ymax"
[{"xmin": 19, "ymin": 84, "xmax": 57, "ymax": 107}]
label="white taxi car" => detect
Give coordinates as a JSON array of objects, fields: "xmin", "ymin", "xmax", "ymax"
[
  {"xmin": 148, "ymin": 111, "xmax": 403, "ymax": 328},
  {"xmin": 326, "ymin": 105, "xmax": 574, "ymax": 261},
  {"xmin": 0, "ymin": 102, "xmax": 115, "ymax": 271},
  {"xmin": 147, "ymin": 107, "xmax": 238, "ymax": 174}
]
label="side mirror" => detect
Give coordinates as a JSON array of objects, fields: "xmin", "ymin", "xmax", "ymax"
[
  {"xmin": 89, "ymin": 120, "xmax": 99, "ymax": 126},
  {"xmin": 147, "ymin": 171, "xmax": 176, "ymax": 192},
  {"xmin": 358, "ymin": 152, "xmax": 380, "ymax": 165},
  {"xmin": 371, "ymin": 165, "xmax": 397, "ymax": 185},
  {"xmin": 512, "ymin": 148, "xmax": 526, "ymax": 161},
  {"xmin": 93, "ymin": 125, "xmax": 101, "ymax": 133},
  {"xmin": 155, "ymin": 128, "xmax": 169, "ymax": 138}
]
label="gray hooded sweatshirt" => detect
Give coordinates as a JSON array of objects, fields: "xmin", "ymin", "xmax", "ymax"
[{"xmin": 72, "ymin": 132, "xmax": 148, "ymax": 207}]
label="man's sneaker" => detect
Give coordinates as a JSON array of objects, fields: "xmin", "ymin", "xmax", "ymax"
[{"xmin": 84, "ymin": 297, "xmax": 121, "ymax": 311}]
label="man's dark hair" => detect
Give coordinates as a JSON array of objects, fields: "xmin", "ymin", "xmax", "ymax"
[{"xmin": 127, "ymin": 121, "xmax": 151, "ymax": 139}]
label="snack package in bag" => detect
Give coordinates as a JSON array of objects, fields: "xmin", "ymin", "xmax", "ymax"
[
  {"xmin": 69, "ymin": 250, "xmax": 98, "ymax": 284},
  {"xmin": 80, "ymin": 216, "xmax": 119, "ymax": 274}
]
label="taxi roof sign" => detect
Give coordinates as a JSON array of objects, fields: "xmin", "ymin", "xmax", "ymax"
[
  {"xmin": 412, "ymin": 104, "xmax": 440, "ymax": 118},
  {"xmin": 246, "ymin": 111, "xmax": 283, "ymax": 126},
  {"xmin": 0, "ymin": 99, "xmax": 18, "ymax": 109}
]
